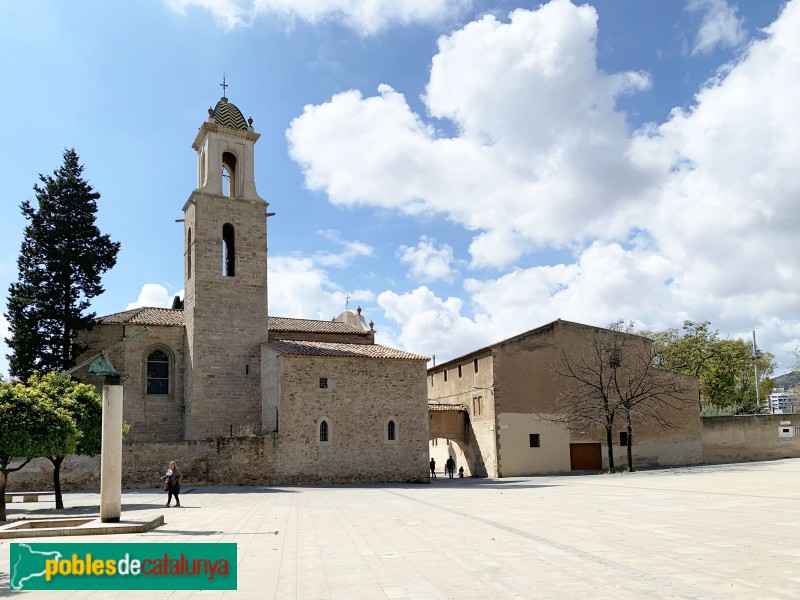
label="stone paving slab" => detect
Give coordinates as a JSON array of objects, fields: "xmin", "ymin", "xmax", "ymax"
[{"xmin": 2, "ymin": 459, "xmax": 800, "ymax": 598}]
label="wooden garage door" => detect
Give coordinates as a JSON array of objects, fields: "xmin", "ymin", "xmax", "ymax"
[{"xmin": 570, "ymin": 443, "xmax": 602, "ymax": 471}]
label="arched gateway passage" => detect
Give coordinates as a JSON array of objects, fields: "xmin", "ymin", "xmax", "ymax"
[{"xmin": 428, "ymin": 403, "xmax": 485, "ymax": 477}]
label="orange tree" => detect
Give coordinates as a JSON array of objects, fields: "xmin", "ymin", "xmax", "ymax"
[
  {"xmin": 0, "ymin": 380, "xmax": 78, "ymax": 521},
  {"xmin": 27, "ymin": 373, "xmax": 102, "ymax": 509}
]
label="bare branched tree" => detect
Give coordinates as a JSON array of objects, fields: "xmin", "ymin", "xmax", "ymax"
[
  {"xmin": 540, "ymin": 322, "xmax": 695, "ymax": 472},
  {"xmin": 610, "ymin": 339, "xmax": 696, "ymax": 471}
]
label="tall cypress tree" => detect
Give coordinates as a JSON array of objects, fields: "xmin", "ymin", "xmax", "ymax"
[{"xmin": 5, "ymin": 149, "xmax": 120, "ymax": 379}]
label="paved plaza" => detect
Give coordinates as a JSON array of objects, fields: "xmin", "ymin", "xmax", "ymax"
[{"xmin": 2, "ymin": 458, "xmax": 800, "ymax": 599}]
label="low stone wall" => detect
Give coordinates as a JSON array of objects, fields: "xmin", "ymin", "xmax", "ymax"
[
  {"xmin": 6, "ymin": 433, "xmax": 428, "ymax": 493},
  {"xmin": 701, "ymin": 414, "xmax": 800, "ymax": 463}
]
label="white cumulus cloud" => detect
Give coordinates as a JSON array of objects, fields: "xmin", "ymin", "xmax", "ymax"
[
  {"xmin": 397, "ymin": 236, "xmax": 456, "ymax": 282},
  {"xmin": 686, "ymin": 0, "xmax": 746, "ymax": 55},
  {"xmin": 126, "ymin": 284, "xmax": 183, "ymax": 310},
  {"xmin": 165, "ymin": 0, "xmax": 470, "ymax": 34},
  {"xmin": 377, "ymin": 286, "xmax": 490, "ymax": 361},
  {"xmin": 269, "ymin": 254, "xmax": 373, "ymax": 319},
  {"xmin": 314, "ymin": 229, "xmax": 372, "ymax": 268},
  {"xmin": 288, "ymin": 0, "xmax": 800, "ymax": 370},
  {"xmin": 288, "ymin": 1, "xmax": 654, "ymax": 269}
]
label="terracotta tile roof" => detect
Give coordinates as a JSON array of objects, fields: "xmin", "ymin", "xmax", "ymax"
[
  {"xmin": 428, "ymin": 403, "xmax": 467, "ymax": 412},
  {"xmin": 266, "ymin": 339, "xmax": 428, "ymax": 361},
  {"xmin": 267, "ymin": 316, "xmax": 367, "ymax": 335},
  {"xmin": 95, "ymin": 311, "xmax": 369, "ymax": 334},
  {"xmin": 98, "ymin": 307, "xmax": 184, "ymax": 326},
  {"xmin": 97, "ymin": 310, "xmax": 381, "ymax": 341}
]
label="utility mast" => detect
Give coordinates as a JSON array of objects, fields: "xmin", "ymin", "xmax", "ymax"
[{"xmin": 752, "ymin": 330, "xmax": 761, "ymax": 408}]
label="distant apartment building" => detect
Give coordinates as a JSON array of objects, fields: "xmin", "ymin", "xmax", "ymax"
[{"xmin": 768, "ymin": 388, "xmax": 799, "ymax": 414}]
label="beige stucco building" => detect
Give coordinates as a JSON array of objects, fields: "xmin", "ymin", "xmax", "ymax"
[
  {"xmin": 427, "ymin": 319, "xmax": 702, "ymax": 477},
  {"xmin": 72, "ymin": 94, "xmax": 430, "ymax": 485}
]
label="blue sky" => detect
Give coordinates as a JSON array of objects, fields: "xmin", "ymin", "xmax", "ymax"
[{"xmin": 1, "ymin": 0, "xmax": 797, "ymax": 376}]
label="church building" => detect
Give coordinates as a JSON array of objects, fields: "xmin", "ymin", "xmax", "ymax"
[{"xmin": 72, "ymin": 94, "xmax": 431, "ymax": 485}]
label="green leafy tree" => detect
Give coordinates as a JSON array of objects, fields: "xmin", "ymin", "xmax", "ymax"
[
  {"xmin": 654, "ymin": 321, "xmax": 719, "ymax": 410},
  {"xmin": 704, "ymin": 339, "xmax": 774, "ymax": 409},
  {"xmin": 5, "ymin": 148, "xmax": 120, "ymax": 380},
  {"xmin": 27, "ymin": 373, "xmax": 102, "ymax": 509},
  {"xmin": 0, "ymin": 381, "xmax": 78, "ymax": 521},
  {"xmin": 648, "ymin": 321, "xmax": 775, "ymax": 411}
]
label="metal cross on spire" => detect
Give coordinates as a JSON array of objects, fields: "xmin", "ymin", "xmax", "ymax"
[
  {"xmin": 345, "ymin": 294, "xmax": 351, "ymax": 310},
  {"xmin": 220, "ymin": 75, "xmax": 228, "ymax": 98}
]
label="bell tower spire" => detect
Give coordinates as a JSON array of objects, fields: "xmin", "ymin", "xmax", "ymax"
[{"xmin": 182, "ymin": 91, "xmax": 268, "ymax": 440}]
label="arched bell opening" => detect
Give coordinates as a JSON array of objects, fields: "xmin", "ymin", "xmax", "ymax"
[{"xmin": 222, "ymin": 151, "xmax": 237, "ymax": 198}]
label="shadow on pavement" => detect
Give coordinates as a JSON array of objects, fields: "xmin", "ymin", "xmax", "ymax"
[{"xmin": 175, "ymin": 486, "xmax": 299, "ymax": 495}]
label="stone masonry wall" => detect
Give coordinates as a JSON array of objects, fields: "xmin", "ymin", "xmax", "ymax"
[
  {"xmin": 6, "ymin": 437, "xmax": 275, "ymax": 492},
  {"xmin": 8, "ymin": 419, "xmax": 428, "ymax": 492},
  {"xmin": 701, "ymin": 414, "xmax": 800, "ymax": 463},
  {"xmin": 273, "ymin": 355, "xmax": 430, "ymax": 483},
  {"xmin": 75, "ymin": 323, "xmax": 186, "ymax": 442},
  {"xmin": 183, "ymin": 190, "xmax": 268, "ymax": 439}
]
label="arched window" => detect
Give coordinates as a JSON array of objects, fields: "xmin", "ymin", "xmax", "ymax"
[
  {"xmin": 146, "ymin": 349, "xmax": 170, "ymax": 395},
  {"xmin": 222, "ymin": 151, "xmax": 237, "ymax": 198},
  {"xmin": 186, "ymin": 227, "xmax": 192, "ymax": 280},
  {"xmin": 319, "ymin": 420, "xmax": 329, "ymax": 442},
  {"xmin": 385, "ymin": 418, "xmax": 398, "ymax": 443},
  {"xmin": 222, "ymin": 223, "xmax": 235, "ymax": 276}
]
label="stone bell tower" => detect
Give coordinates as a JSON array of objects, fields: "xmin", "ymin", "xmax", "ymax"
[{"xmin": 182, "ymin": 94, "xmax": 268, "ymax": 439}]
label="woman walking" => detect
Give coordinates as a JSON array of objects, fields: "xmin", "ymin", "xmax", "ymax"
[{"xmin": 162, "ymin": 460, "xmax": 182, "ymax": 508}]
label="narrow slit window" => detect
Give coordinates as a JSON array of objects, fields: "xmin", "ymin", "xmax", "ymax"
[
  {"xmin": 387, "ymin": 420, "xmax": 396, "ymax": 441},
  {"xmin": 473, "ymin": 396, "xmax": 483, "ymax": 416},
  {"xmin": 474, "ymin": 358, "xmax": 479, "ymax": 373},
  {"xmin": 319, "ymin": 420, "xmax": 329, "ymax": 442},
  {"xmin": 222, "ymin": 223, "xmax": 235, "ymax": 276},
  {"xmin": 458, "ymin": 365, "xmax": 462, "ymax": 378},
  {"xmin": 186, "ymin": 227, "xmax": 192, "ymax": 280}
]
